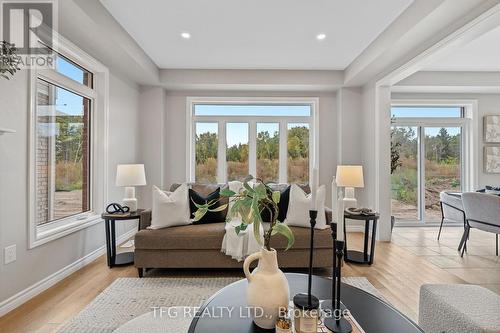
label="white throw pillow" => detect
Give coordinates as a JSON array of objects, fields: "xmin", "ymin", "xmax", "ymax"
[
  {"xmin": 285, "ymin": 184, "xmax": 327, "ymax": 229},
  {"xmin": 149, "ymin": 184, "xmax": 191, "ymax": 229}
]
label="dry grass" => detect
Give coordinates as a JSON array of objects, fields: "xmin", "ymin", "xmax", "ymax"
[{"xmin": 55, "ymin": 162, "xmax": 83, "ymax": 191}]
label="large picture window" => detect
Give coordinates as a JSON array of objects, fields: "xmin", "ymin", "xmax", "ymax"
[
  {"xmin": 188, "ymin": 99, "xmax": 317, "ymax": 184},
  {"xmin": 391, "ymin": 104, "xmax": 469, "ymax": 223},
  {"xmin": 29, "ymin": 38, "xmax": 108, "ymax": 248},
  {"xmin": 35, "ymin": 79, "xmax": 91, "ymax": 225}
]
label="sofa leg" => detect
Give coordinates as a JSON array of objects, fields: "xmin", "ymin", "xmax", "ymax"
[{"xmin": 138, "ymin": 268, "xmax": 144, "ymax": 278}]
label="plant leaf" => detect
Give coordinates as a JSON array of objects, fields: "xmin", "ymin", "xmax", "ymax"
[
  {"xmin": 243, "ymin": 181, "xmax": 254, "ymax": 194},
  {"xmin": 193, "ymin": 208, "xmax": 208, "ymax": 222},
  {"xmin": 253, "ymin": 219, "xmax": 263, "ymax": 246},
  {"xmin": 255, "ymin": 183, "xmax": 267, "ymax": 198},
  {"xmin": 190, "ymin": 197, "xmax": 210, "ymax": 210},
  {"xmin": 251, "ymin": 195, "xmax": 262, "ymax": 223},
  {"xmin": 244, "ymin": 175, "xmax": 254, "ymax": 182},
  {"xmin": 271, "ymin": 223, "xmax": 295, "ymax": 251},
  {"xmin": 220, "ymin": 188, "xmax": 236, "ymax": 197},
  {"xmin": 208, "ymin": 204, "xmax": 228, "ymax": 212},
  {"xmin": 235, "ymin": 222, "xmax": 248, "ymax": 235},
  {"xmin": 272, "ymin": 191, "xmax": 280, "ymax": 204}
]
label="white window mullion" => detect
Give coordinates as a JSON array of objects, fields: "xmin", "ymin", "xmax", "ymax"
[
  {"xmin": 279, "ymin": 121, "xmax": 287, "ymax": 183},
  {"xmin": 418, "ymin": 126, "xmax": 425, "ymax": 222},
  {"xmin": 218, "ymin": 121, "xmax": 226, "ymax": 183},
  {"xmin": 249, "ymin": 121, "xmax": 257, "ymax": 178}
]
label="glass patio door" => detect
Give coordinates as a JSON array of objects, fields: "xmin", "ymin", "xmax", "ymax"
[
  {"xmin": 391, "ymin": 125, "xmax": 463, "ymax": 223},
  {"xmin": 423, "ymin": 127, "xmax": 462, "ymax": 222}
]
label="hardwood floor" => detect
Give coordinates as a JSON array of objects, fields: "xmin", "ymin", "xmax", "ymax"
[{"xmin": 1, "ymin": 226, "xmax": 498, "ymax": 333}]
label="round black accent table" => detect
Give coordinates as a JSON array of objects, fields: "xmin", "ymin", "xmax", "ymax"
[
  {"xmin": 344, "ymin": 212, "xmax": 380, "ymax": 265},
  {"xmin": 101, "ymin": 209, "xmax": 143, "ymax": 267},
  {"xmin": 188, "ymin": 273, "xmax": 423, "ymax": 333}
]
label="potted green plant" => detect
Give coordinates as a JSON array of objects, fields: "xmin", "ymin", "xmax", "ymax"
[
  {"xmin": 193, "ymin": 176, "xmax": 294, "ymax": 329},
  {"xmin": 0, "ymin": 41, "xmax": 21, "ymax": 80}
]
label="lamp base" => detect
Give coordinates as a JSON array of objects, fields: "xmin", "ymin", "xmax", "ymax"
[
  {"xmin": 123, "ymin": 186, "xmax": 138, "ymax": 212},
  {"xmin": 122, "ymin": 198, "xmax": 137, "ymax": 212},
  {"xmin": 324, "ymin": 316, "xmax": 353, "ymax": 333},
  {"xmin": 343, "ymin": 187, "xmax": 357, "ymax": 209}
]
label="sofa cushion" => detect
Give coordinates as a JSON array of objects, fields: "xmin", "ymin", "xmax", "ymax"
[
  {"xmin": 135, "ymin": 222, "xmax": 332, "ymax": 250},
  {"xmin": 135, "ymin": 223, "xmax": 226, "ymax": 250},
  {"xmin": 271, "ymin": 226, "xmax": 332, "ymax": 250}
]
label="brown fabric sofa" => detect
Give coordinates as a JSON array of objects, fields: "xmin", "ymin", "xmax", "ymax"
[{"xmin": 134, "ymin": 183, "xmax": 333, "ymax": 277}]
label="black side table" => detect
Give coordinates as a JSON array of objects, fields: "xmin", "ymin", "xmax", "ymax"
[
  {"xmin": 343, "ymin": 212, "xmax": 379, "ymax": 265},
  {"xmin": 101, "ymin": 209, "xmax": 143, "ymax": 268}
]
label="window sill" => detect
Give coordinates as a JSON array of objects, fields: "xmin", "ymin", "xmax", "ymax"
[{"xmin": 29, "ymin": 213, "xmax": 102, "ymax": 249}]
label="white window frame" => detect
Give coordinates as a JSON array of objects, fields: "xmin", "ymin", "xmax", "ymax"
[
  {"xmin": 28, "ymin": 31, "xmax": 109, "ymax": 248},
  {"xmin": 391, "ymin": 99, "xmax": 478, "ymax": 225},
  {"xmin": 186, "ymin": 97, "xmax": 319, "ymax": 183}
]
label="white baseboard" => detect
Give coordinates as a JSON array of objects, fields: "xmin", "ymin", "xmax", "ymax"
[{"xmin": 0, "ymin": 227, "xmax": 137, "ymax": 317}]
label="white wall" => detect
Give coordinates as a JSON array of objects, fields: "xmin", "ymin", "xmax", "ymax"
[
  {"xmin": 392, "ymin": 92, "xmax": 500, "ymax": 188},
  {"xmin": 137, "ymin": 86, "xmax": 166, "ymax": 209},
  {"xmin": 0, "ymin": 70, "xmax": 140, "ymax": 305},
  {"xmin": 161, "ymin": 90, "xmax": 339, "ymax": 206}
]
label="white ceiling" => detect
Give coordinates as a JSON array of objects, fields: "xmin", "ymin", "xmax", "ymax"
[
  {"xmin": 100, "ymin": 0, "xmax": 413, "ymax": 70},
  {"xmin": 425, "ymin": 24, "xmax": 500, "ymax": 72}
]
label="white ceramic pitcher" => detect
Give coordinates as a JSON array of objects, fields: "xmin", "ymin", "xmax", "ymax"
[{"xmin": 243, "ymin": 248, "xmax": 290, "ymax": 329}]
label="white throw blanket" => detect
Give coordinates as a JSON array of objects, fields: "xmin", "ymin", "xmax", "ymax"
[
  {"xmin": 221, "ymin": 180, "xmax": 265, "ymax": 261},
  {"xmin": 221, "ymin": 219, "xmax": 264, "ymax": 262}
]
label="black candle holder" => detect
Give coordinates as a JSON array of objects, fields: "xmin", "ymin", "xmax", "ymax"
[
  {"xmin": 293, "ymin": 210, "xmax": 320, "ymax": 315},
  {"xmin": 324, "ymin": 239, "xmax": 352, "ymax": 333}
]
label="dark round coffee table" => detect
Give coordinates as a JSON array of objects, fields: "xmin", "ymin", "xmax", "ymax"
[{"xmin": 188, "ymin": 273, "xmax": 423, "ymax": 332}]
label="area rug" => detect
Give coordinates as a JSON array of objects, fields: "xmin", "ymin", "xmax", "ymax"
[{"xmin": 58, "ymin": 276, "xmax": 383, "ymax": 333}]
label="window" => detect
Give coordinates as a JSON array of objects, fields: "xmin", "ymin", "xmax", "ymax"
[
  {"xmin": 257, "ymin": 123, "xmax": 279, "ymax": 183},
  {"xmin": 391, "ymin": 104, "xmax": 469, "ymax": 223},
  {"xmin": 391, "ymin": 106, "xmax": 463, "ymax": 118},
  {"xmin": 195, "ymin": 123, "xmax": 218, "ymax": 184},
  {"xmin": 287, "ymin": 123, "xmax": 310, "ymax": 183},
  {"xmin": 226, "ymin": 123, "xmax": 249, "ymax": 181},
  {"xmin": 35, "ymin": 79, "xmax": 91, "ymax": 225},
  {"xmin": 29, "ymin": 38, "xmax": 108, "ymax": 248},
  {"xmin": 189, "ymin": 99, "xmax": 317, "ymax": 184},
  {"xmin": 55, "ymin": 54, "xmax": 93, "ymax": 87}
]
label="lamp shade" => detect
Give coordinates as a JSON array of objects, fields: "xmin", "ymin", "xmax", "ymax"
[
  {"xmin": 116, "ymin": 164, "xmax": 146, "ymax": 186},
  {"xmin": 336, "ymin": 165, "xmax": 364, "ymax": 188}
]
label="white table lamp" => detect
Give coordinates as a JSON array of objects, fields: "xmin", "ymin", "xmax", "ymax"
[
  {"xmin": 116, "ymin": 164, "xmax": 146, "ymax": 212},
  {"xmin": 336, "ymin": 165, "xmax": 364, "ymax": 209}
]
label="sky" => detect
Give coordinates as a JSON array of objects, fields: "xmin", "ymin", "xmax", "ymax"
[
  {"xmin": 391, "ymin": 106, "xmax": 461, "ymax": 117},
  {"xmin": 195, "ymin": 104, "xmax": 311, "ymax": 117},
  {"xmin": 52, "ymin": 56, "xmax": 88, "ymax": 116}
]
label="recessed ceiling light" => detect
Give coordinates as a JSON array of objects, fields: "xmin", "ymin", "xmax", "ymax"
[
  {"xmin": 316, "ymin": 33, "xmax": 326, "ymax": 41},
  {"xmin": 181, "ymin": 32, "xmax": 191, "ymax": 39}
]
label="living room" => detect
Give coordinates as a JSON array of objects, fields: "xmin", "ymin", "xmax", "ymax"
[{"xmin": 1, "ymin": 0, "xmax": 499, "ymax": 332}]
